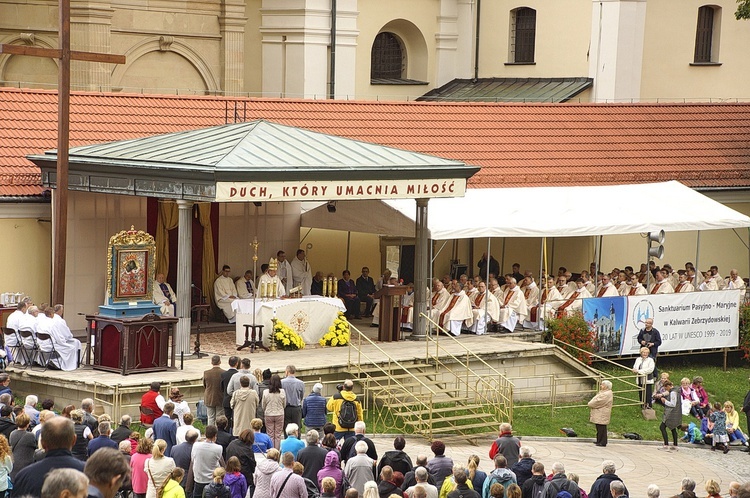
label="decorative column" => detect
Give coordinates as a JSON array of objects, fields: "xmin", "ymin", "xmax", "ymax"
[
  {"xmin": 411, "ymin": 198, "xmax": 429, "ymax": 340},
  {"xmin": 70, "ymin": 0, "xmax": 114, "ymax": 90},
  {"xmin": 175, "ymin": 200, "xmax": 193, "ymax": 355},
  {"xmin": 220, "ymin": 0, "xmax": 247, "ymax": 94}
]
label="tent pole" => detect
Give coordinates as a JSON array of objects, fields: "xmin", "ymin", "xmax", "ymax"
[
  {"xmin": 537, "ymin": 237, "xmax": 544, "ymax": 331},
  {"xmin": 433, "ymin": 240, "xmax": 448, "ymax": 262},
  {"xmin": 695, "ymin": 231, "xmax": 701, "ymax": 275},
  {"xmin": 500, "ymin": 238, "xmax": 506, "ymax": 277},
  {"xmin": 411, "ymin": 198, "xmax": 429, "ymax": 340},
  {"xmin": 483, "ymin": 237, "xmax": 490, "ymax": 333},
  {"xmin": 593, "ymin": 235, "xmax": 600, "ymax": 283},
  {"xmin": 345, "ymin": 231, "xmax": 351, "ymax": 270}
]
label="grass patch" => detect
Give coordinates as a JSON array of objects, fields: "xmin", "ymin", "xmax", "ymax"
[{"xmin": 511, "ymin": 359, "xmax": 750, "ymax": 441}]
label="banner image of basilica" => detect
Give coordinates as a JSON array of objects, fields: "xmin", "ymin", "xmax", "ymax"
[{"xmin": 583, "ymin": 297, "xmax": 626, "ymax": 356}]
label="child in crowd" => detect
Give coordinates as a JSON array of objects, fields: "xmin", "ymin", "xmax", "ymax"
[
  {"xmin": 679, "ymin": 422, "xmax": 704, "ymax": 444},
  {"xmin": 700, "ymin": 412, "xmax": 714, "ymax": 446},
  {"xmin": 223, "ymin": 457, "xmax": 247, "ymax": 498},
  {"xmin": 709, "ymin": 401, "xmax": 729, "ymax": 453}
]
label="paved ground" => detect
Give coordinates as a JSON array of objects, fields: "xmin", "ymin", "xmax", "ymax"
[{"xmin": 365, "ymin": 433, "xmax": 749, "ymax": 497}]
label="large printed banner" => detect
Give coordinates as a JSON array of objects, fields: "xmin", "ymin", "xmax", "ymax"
[
  {"xmin": 216, "ymin": 178, "xmax": 467, "ymax": 202},
  {"xmin": 583, "ymin": 290, "xmax": 740, "ymax": 356},
  {"xmin": 620, "ymin": 289, "xmax": 740, "ymax": 354},
  {"xmin": 583, "ymin": 290, "xmax": 741, "ymax": 356}
]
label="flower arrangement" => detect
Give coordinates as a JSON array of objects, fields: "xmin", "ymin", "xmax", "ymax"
[
  {"xmin": 319, "ymin": 312, "xmax": 351, "ymax": 347},
  {"xmin": 544, "ymin": 311, "xmax": 595, "ymax": 364},
  {"xmin": 273, "ymin": 319, "xmax": 305, "ymax": 351}
]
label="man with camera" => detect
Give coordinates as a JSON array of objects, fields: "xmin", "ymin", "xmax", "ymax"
[{"xmin": 326, "ymin": 379, "xmax": 363, "ymax": 440}]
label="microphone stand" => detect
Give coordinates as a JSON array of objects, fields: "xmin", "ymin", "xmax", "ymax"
[{"xmin": 190, "ymin": 284, "xmax": 208, "ymax": 358}]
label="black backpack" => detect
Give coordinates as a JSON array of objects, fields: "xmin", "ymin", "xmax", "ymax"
[
  {"xmin": 338, "ymin": 398, "xmax": 357, "ymax": 429},
  {"xmin": 531, "ymin": 480, "xmax": 546, "ymax": 498}
]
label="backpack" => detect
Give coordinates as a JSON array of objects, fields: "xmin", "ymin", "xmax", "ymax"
[
  {"xmin": 338, "ymin": 398, "xmax": 357, "ymax": 429},
  {"xmin": 530, "ymin": 480, "xmax": 546, "ymax": 498}
]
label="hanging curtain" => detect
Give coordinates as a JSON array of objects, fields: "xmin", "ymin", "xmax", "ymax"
[
  {"xmin": 197, "ymin": 203, "xmax": 216, "ymax": 310},
  {"xmin": 156, "ymin": 201, "xmax": 178, "ymax": 276}
]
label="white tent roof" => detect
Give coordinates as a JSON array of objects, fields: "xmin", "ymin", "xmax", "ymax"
[{"xmin": 301, "ymin": 181, "xmax": 750, "ymax": 239}]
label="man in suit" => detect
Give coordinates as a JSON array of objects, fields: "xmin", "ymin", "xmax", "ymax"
[
  {"xmin": 13, "ymin": 417, "xmax": 86, "ymax": 497},
  {"xmin": 356, "ymin": 267, "xmax": 377, "ymax": 318},
  {"xmin": 220, "ymin": 356, "xmax": 239, "ymax": 429},
  {"xmin": 202, "ymin": 355, "xmax": 225, "ymax": 427},
  {"xmin": 152, "ymin": 402, "xmax": 177, "ymax": 456}
]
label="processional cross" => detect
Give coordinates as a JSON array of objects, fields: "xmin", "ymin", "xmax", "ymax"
[{"xmin": 0, "ymin": 0, "xmax": 125, "ymax": 304}]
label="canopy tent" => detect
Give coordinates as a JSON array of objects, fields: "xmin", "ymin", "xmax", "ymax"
[{"xmin": 301, "ymin": 181, "xmax": 750, "ymax": 239}]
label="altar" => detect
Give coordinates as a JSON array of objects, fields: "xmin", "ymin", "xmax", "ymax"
[{"xmin": 231, "ymin": 297, "xmax": 346, "ymax": 346}]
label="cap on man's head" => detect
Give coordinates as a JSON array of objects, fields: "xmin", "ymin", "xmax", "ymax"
[{"xmin": 313, "ymin": 383, "xmax": 323, "ymax": 393}]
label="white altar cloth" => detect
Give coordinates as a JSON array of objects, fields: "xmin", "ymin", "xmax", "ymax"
[{"xmin": 231, "ymin": 297, "xmax": 346, "ymax": 346}]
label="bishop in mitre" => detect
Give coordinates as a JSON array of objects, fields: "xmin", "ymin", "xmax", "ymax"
[{"xmin": 259, "ymin": 258, "xmax": 286, "ymax": 298}]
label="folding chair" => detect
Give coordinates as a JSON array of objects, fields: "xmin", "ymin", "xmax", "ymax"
[
  {"xmin": 35, "ymin": 332, "xmax": 62, "ymax": 372},
  {"xmin": 18, "ymin": 330, "xmax": 40, "ymax": 370},
  {"xmin": 0, "ymin": 328, "xmax": 19, "ymax": 367}
]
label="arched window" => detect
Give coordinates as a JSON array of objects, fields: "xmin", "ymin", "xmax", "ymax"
[
  {"xmin": 511, "ymin": 7, "xmax": 536, "ymax": 63},
  {"xmin": 694, "ymin": 5, "xmax": 721, "ymax": 63},
  {"xmin": 371, "ymin": 32, "xmax": 404, "ymax": 79}
]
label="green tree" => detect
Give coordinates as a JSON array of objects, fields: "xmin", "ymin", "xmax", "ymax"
[{"xmin": 737, "ymin": 0, "xmax": 750, "ymax": 19}]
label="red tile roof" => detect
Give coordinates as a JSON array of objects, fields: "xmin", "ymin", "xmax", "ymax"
[{"xmin": 2, "ymin": 87, "xmax": 750, "ymax": 197}]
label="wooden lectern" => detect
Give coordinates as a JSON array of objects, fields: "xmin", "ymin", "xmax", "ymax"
[
  {"xmin": 87, "ymin": 313, "xmax": 177, "ymax": 375},
  {"xmin": 374, "ymin": 285, "xmax": 407, "ymax": 342}
]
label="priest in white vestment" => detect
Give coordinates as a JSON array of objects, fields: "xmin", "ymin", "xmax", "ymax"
[
  {"xmin": 258, "ymin": 258, "xmax": 286, "ymax": 298},
  {"xmin": 649, "ymin": 271, "xmax": 674, "ymax": 294},
  {"xmin": 524, "ymin": 277, "xmax": 562, "ymax": 328},
  {"xmin": 555, "ymin": 279, "xmax": 592, "ymax": 317},
  {"xmin": 43, "ymin": 306, "xmax": 81, "ymax": 371},
  {"xmin": 428, "ymin": 280, "xmax": 451, "ymax": 326},
  {"xmin": 235, "ymin": 270, "xmax": 255, "ymax": 299},
  {"xmin": 214, "ymin": 265, "xmax": 239, "ymax": 323},
  {"xmin": 580, "ymin": 271, "xmax": 596, "ymax": 295},
  {"xmin": 434, "ymin": 281, "xmax": 473, "ymax": 336},
  {"xmin": 624, "ymin": 277, "xmax": 648, "ymax": 296},
  {"xmin": 673, "ymin": 272, "xmax": 695, "ymax": 293},
  {"xmin": 708, "ymin": 266, "xmax": 727, "ymax": 290},
  {"xmin": 276, "ymin": 251, "xmax": 293, "ymax": 296},
  {"xmin": 727, "ymin": 269, "xmax": 746, "ymax": 297},
  {"xmin": 152, "ymin": 273, "xmax": 176, "ymax": 316},
  {"xmin": 290, "ymin": 249, "xmax": 313, "ymax": 296},
  {"xmin": 497, "ymin": 278, "xmax": 528, "ymax": 332},
  {"xmin": 594, "ymin": 275, "xmax": 620, "ymax": 298},
  {"xmin": 522, "ymin": 276, "xmax": 540, "ymax": 308},
  {"xmin": 489, "ymin": 278, "xmax": 504, "ymax": 302},
  {"xmin": 470, "ymin": 282, "xmax": 500, "ymax": 335},
  {"xmin": 556, "ymin": 277, "xmax": 573, "ymax": 299},
  {"xmin": 5, "ymin": 302, "xmax": 26, "ymax": 348},
  {"xmin": 464, "ymin": 280, "xmax": 479, "ymax": 302},
  {"xmin": 400, "ymin": 284, "xmax": 415, "ymax": 330}
]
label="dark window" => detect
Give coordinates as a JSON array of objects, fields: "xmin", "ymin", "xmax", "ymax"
[
  {"xmin": 514, "ymin": 8, "xmax": 536, "ymax": 63},
  {"xmin": 371, "ymin": 32, "xmax": 403, "ymax": 79},
  {"xmin": 694, "ymin": 6, "xmax": 714, "ymax": 63}
]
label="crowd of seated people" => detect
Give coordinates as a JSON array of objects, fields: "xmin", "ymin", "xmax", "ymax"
[
  {"xmin": 3, "ymin": 298, "xmax": 81, "ymax": 371},
  {"xmin": 426, "ymin": 261, "xmax": 747, "ymax": 335}
]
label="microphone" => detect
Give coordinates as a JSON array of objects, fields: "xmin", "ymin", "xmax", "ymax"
[{"xmin": 191, "ymin": 283, "xmax": 205, "ymax": 304}]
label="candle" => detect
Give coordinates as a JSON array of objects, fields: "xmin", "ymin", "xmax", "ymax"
[
  {"xmin": 322, "ymin": 278, "xmax": 328, "ymax": 297},
  {"xmin": 261, "ymin": 282, "xmax": 266, "ymax": 298},
  {"xmin": 272, "ymin": 281, "xmax": 277, "ymax": 299},
  {"xmin": 333, "ymin": 278, "xmax": 338, "ymax": 298}
]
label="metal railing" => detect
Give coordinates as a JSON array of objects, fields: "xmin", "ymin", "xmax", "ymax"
[
  {"xmin": 347, "ymin": 323, "xmax": 438, "ymax": 437},
  {"xmin": 421, "ymin": 313, "xmax": 515, "ymax": 424},
  {"xmin": 510, "ymin": 338, "xmax": 645, "ymax": 414}
]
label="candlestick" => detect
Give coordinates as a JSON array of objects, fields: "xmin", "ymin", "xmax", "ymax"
[
  {"xmin": 322, "ymin": 277, "xmax": 328, "ymax": 296},
  {"xmin": 272, "ymin": 281, "xmax": 277, "ymax": 299},
  {"xmin": 333, "ymin": 278, "xmax": 338, "ymax": 298},
  {"xmin": 260, "ymin": 282, "xmax": 266, "ymax": 299}
]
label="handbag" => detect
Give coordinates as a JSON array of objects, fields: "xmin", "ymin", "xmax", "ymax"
[{"xmin": 681, "ymin": 398, "xmax": 692, "ymax": 415}]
